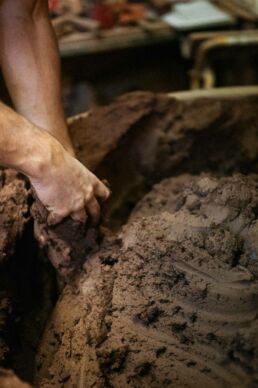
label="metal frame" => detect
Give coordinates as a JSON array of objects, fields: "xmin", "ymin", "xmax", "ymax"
[{"xmin": 190, "ymin": 31, "xmax": 258, "ymax": 89}]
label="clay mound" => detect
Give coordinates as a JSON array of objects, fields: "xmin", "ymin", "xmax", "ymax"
[
  {"xmin": 70, "ymin": 92, "xmax": 258, "ymax": 228},
  {"xmin": 32, "ymin": 198, "xmax": 99, "ymax": 282},
  {"xmin": 35, "ymin": 174, "xmax": 258, "ymax": 388},
  {"xmin": 129, "ymin": 174, "xmax": 195, "ymax": 222},
  {"xmin": 0, "ymin": 170, "xmax": 30, "ymax": 364},
  {"xmin": 0, "ymin": 170, "xmax": 30, "ymax": 264},
  {"xmin": 69, "ymin": 92, "xmax": 258, "ymax": 176}
]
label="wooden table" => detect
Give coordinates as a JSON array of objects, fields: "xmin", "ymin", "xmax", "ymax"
[{"xmin": 58, "ymin": 22, "xmax": 177, "ymax": 57}]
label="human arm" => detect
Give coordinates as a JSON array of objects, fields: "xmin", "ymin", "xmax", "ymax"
[
  {"xmin": 0, "ymin": 101, "xmax": 109, "ymax": 224},
  {"xmin": 0, "ymin": 0, "xmax": 110, "ymax": 223},
  {"xmin": 0, "ymin": 0, "xmax": 73, "ymax": 153}
]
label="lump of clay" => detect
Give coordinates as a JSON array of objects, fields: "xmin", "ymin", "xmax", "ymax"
[
  {"xmin": 69, "ymin": 92, "xmax": 258, "ymax": 176},
  {"xmin": 0, "ymin": 170, "xmax": 30, "ymax": 364},
  {"xmin": 69, "ymin": 92, "xmax": 258, "ymax": 228},
  {"xmin": 0, "ymin": 170, "xmax": 30, "ymax": 264},
  {"xmin": 32, "ymin": 198, "xmax": 99, "ymax": 282},
  {"xmin": 35, "ymin": 174, "xmax": 258, "ymax": 388}
]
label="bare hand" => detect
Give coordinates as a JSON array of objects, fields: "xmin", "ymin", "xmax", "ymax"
[{"xmin": 30, "ymin": 146, "xmax": 110, "ymax": 225}]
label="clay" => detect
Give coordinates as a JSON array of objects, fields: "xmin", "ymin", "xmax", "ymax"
[
  {"xmin": 35, "ymin": 174, "xmax": 258, "ymax": 388},
  {"xmin": 0, "ymin": 170, "xmax": 30, "ymax": 364},
  {"xmin": 1, "ymin": 92, "xmax": 258, "ymax": 386},
  {"xmin": 68, "ymin": 92, "xmax": 258, "ymax": 228},
  {"xmin": 68, "ymin": 92, "xmax": 156, "ymax": 170},
  {"xmin": 32, "ymin": 92, "xmax": 258, "ymax": 276},
  {"xmin": 69, "ymin": 92, "xmax": 258, "ymax": 174},
  {"xmin": 32, "ymin": 198, "xmax": 99, "ymax": 282},
  {"xmin": 0, "ymin": 170, "xmax": 30, "ymax": 264},
  {"xmin": 0, "ymin": 172, "xmax": 56, "ymax": 383}
]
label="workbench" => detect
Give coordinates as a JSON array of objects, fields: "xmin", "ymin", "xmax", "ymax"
[{"xmin": 58, "ymin": 22, "xmax": 177, "ymax": 57}]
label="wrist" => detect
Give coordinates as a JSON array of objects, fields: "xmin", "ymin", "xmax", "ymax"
[
  {"xmin": 0, "ymin": 102, "xmax": 68, "ymax": 181},
  {"xmin": 20, "ymin": 126, "xmax": 66, "ymax": 182},
  {"xmin": 38, "ymin": 117, "xmax": 75, "ymax": 157}
]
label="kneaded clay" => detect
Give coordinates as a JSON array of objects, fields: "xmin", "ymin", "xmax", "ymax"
[
  {"xmin": 32, "ymin": 198, "xmax": 99, "ymax": 282},
  {"xmin": 35, "ymin": 174, "xmax": 258, "ymax": 388},
  {"xmin": 1, "ymin": 93, "xmax": 258, "ymax": 386},
  {"xmin": 0, "ymin": 172, "xmax": 56, "ymax": 382},
  {"xmin": 69, "ymin": 92, "xmax": 258, "ymax": 175},
  {"xmin": 69, "ymin": 92, "xmax": 258, "ymax": 228},
  {"xmin": 0, "ymin": 170, "xmax": 30, "ymax": 264},
  {"xmin": 0, "ymin": 170, "xmax": 30, "ymax": 364}
]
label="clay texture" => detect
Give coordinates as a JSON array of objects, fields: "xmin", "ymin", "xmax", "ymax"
[
  {"xmin": 0, "ymin": 170, "xmax": 30, "ymax": 364},
  {"xmin": 0, "ymin": 170, "xmax": 30, "ymax": 264},
  {"xmin": 32, "ymin": 198, "xmax": 99, "ymax": 282},
  {"xmin": 1, "ymin": 93, "xmax": 258, "ymax": 387},
  {"xmin": 69, "ymin": 92, "xmax": 258, "ymax": 228},
  {"xmin": 35, "ymin": 174, "xmax": 258, "ymax": 388}
]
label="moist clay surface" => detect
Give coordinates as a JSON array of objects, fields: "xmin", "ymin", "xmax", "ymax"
[
  {"xmin": 69, "ymin": 92, "xmax": 258, "ymax": 229},
  {"xmin": 35, "ymin": 174, "xmax": 258, "ymax": 388},
  {"xmin": 0, "ymin": 170, "xmax": 30, "ymax": 364},
  {"xmin": 0, "ymin": 171, "xmax": 56, "ymax": 384},
  {"xmin": 1, "ymin": 92, "xmax": 258, "ymax": 387}
]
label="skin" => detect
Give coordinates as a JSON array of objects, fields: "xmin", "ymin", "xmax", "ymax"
[
  {"xmin": 0, "ymin": 0, "xmax": 109, "ymax": 224},
  {"xmin": 0, "ymin": 368, "xmax": 32, "ymax": 388}
]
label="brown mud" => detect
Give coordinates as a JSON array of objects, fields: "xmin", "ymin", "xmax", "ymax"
[
  {"xmin": 32, "ymin": 198, "xmax": 99, "ymax": 282},
  {"xmin": 0, "ymin": 172, "xmax": 57, "ymax": 383},
  {"xmin": 35, "ymin": 174, "xmax": 258, "ymax": 388},
  {"xmin": 1, "ymin": 92, "xmax": 258, "ymax": 387},
  {"xmin": 0, "ymin": 170, "xmax": 30, "ymax": 364},
  {"xmin": 69, "ymin": 92, "xmax": 258, "ymax": 230}
]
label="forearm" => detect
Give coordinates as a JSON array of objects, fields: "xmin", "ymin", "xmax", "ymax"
[
  {"xmin": 0, "ymin": 0, "xmax": 73, "ymax": 154},
  {"xmin": 0, "ymin": 101, "xmax": 62, "ymax": 179},
  {"xmin": 0, "ymin": 1, "xmax": 110, "ymax": 225}
]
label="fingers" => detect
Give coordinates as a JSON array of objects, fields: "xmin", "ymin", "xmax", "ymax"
[
  {"xmin": 94, "ymin": 180, "xmax": 110, "ymax": 201},
  {"xmin": 47, "ymin": 208, "xmax": 87, "ymax": 226},
  {"xmin": 70, "ymin": 208, "xmax": 87, "ymax": 223},
  {"xmin": 47, "ymin": 211, "xmax": 66, "ymax": 226},
  {"xmin": 85, "ymin": 196, "xmax": 101, "ymax": 225},
  {"xmin": 46, "ymin": 178, "xmax": 110, "ymax": 227},
  {"xmin": 47, "ymin": 196, "xmax": 99, "ymax": 226}
]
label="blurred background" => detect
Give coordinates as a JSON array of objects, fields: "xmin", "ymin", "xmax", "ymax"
[{"xmin": 4, "ymin": 0, "xmax": 258, "ymax": 115}]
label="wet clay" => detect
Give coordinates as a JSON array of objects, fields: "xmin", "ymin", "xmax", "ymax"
[
  {"xmin": 0, "ymin": 171, "xmax": 30, "ymax": 364},
  {"xmin": 32, "ymin": 198, "xmax": 99, "ymax": 282},
  {"xmin": 0, "ymin": 170, "xmax": 30, "ymax": 265},
  {"xmin": 0, "ymin": 173, "xmax": 56, "ymax": 383},
  {"xmin": 31, "ymin": 92, "xmax": 258, "ymax": 276},
  {"xmin": 69, "ymin": 92, "xmax": 258, "ymax": 174},
  {"xmin": 69, "ymin": 92, "xmax": 258, "ymax": 229},
  {"xmin": 35, "ymin": 174, "xmax": 258, "ymax": 388},
  {"xmin": 1, "ymin": 93, "xmax": 258, "ymax": 386}
]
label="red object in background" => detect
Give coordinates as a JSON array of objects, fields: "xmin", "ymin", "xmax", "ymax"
[
  {"xmin": 90, "ymin": 4, "xmax": 114, "ymax": 29},
  {"xmin": 48, "ymin": 0, "xmax": 59, "ymax": 11}
]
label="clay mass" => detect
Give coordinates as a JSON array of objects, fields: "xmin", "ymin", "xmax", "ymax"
[{"xmin": 0, "ymin": 92, "xmax": 258, "ymax": 388}]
